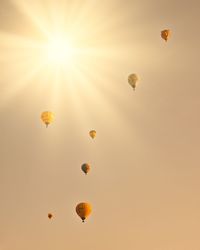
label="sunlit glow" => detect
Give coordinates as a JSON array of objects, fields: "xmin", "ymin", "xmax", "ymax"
[
  {"xmin": 46, "ymin": 35, "xmax": 75, "ymax": 65},
  {"xmin": 0, "ymin": 0, "xmax": 132, "ymax": 118}
]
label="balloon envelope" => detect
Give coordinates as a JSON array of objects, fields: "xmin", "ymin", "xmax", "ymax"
[
  {"xmin": 128, "ymin": 74, "xmax": 138, "ymax": 90},
  {"xmin": 161, "ymin": 29, "xmax": 170, "ymax": 41},
  {"xmin": 81, "ymin": 163, "xmax": 90, "ymax": 174},
  {"xmin": 76, "ymin": 202, "xmax": 92, "ymax": 222},
  {"xmin": 48, "ymin": 213, "xmax": 53, "ymax": 219},
  {"xmin": 89, "ymin": 130, "xmax": 96, "ymax": 139},
  {"xmin": 41, "ymin": 111, "xmax": 54, "ymax": 127}
]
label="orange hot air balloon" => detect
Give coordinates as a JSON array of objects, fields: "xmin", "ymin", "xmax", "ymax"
[
  {"xmin": 161, "ymin": 29, "xmax": 170, "ymax": 42},
  {"xmin": 41, "ymin": 111, "xmax": 54, "ymax": 127},
  {"xmin": 81, "ymin": 163, "xmax": 90, "ymax": 175},
  {"xmin": 76, "ymin": 202, "xmax": 92, "ymax": 222},
  {"xmin": 48, "ymin": 213, "xmax": 53, "ymax": 219},
  {"xmin": 89, "ymin": 130, "xmax": 96, "ymax": 139}
]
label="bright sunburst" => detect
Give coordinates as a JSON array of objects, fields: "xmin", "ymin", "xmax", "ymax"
[
  {"xmin": 1, "ymin": 0, "xmax": 134, "ymax": 120},
  {"xmin": 45, "ymin": 34, "xmax": 75, "ymax": 65}
]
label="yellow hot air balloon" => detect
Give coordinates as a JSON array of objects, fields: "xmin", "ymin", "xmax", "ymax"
[
  {"xmin": 48, "ymin": 213, "xmax": 53, "ymax": 219},
  {"xmin": 128, "ymin": 74, "xmax": 138, "ymax": 90},
  {"xmin": 161, "ymin": 29, "xmax": 170, "ymax": 42},
  {"xmin": 81, "ymin": 163, "xmax": 90, "ymax": 175},
  {"xmin": 76, "ymin": 202, "xmax": 92, "ymax": 222},
  {"xmin": 89, "ymin": 130, "xmax": 96, "ymax": 139},
  {"xmin": 41, "ymin": 111, "xmax": 54, "ymax": 127}
]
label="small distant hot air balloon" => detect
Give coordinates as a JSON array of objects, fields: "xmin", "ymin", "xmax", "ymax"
[
  {"xmin": 76, "ymin": 202, "xmax": 92, "ymax": 222},
  {"xmin": 48, "ymin": 213, "xmax": 53, "ymax": 219},
  {"xmin": 41, "ymin": 111, "xmax": 54, "ymax": 127},
  {"xmin": 89, "ymin": 130, "xmax": 96, "ymax": 139},
  {"xmin": 161, "ymin": 29, "xmax": 170, "ymax": 42},
  {"xmin": 128, "ymin": 73, "xmax": 138, "ymax": 90},
  {"xmin": 81, "ymin": 163, "xmax": 90, "ymax": 175}
]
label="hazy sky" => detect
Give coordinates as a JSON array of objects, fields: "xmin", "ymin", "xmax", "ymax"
[{"xmin": 0, "ymin": 0, "xmax": 200, "ymax": 249}]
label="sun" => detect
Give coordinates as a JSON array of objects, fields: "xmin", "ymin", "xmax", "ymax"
[{"xmin": 45, "ymin": 35, "xmax": 75, "ymax": 65}]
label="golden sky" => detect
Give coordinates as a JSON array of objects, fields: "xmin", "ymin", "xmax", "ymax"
[{"xmin": 0, "ymin": 0, "xmax": 200, "ymax": 249}]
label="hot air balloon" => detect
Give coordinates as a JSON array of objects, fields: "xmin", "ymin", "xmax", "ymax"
[
  {"xmin": 41, "ymin": 111, "xmax": 54, "ymax": 127},
  {"xmin": 161, "ymin": 29, "xmax": 170, "ymax": 41},
  {"xmin": 48, "ymin": 213, "xmax": 53, "ymax": 219},
  {"xmin": 76, "ymin": 202, "xmax": 92, "ymax": 222},
  {"xmin": 128, "ymin": 74, "xmax": 138, "ymax": 90},
  {"xmin": 89, "ymin": 130, "xmax": 96, "ymax": 139},
  {"xmin": 81, "ymin": 163, "xmax": 90, "ymax": 175}
]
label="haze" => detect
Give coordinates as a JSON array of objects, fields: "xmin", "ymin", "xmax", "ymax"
[{"xmin": 0, "ymin": 0, "xmax": 200, "ymax": 250}]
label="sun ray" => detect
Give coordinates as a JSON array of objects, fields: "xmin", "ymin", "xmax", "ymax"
[
  {"xmin": 11, "ymin": 0, "xmax": 51, "ymax": 37},
  {"xmin": 0, "ymin": 31, "xmax": 42, "ymax": 49},
  {"xmin": 0, "ymin": 57, "xmax": 48, "ymax": 108}
]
